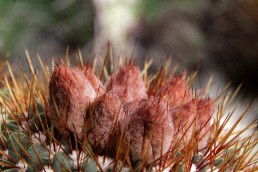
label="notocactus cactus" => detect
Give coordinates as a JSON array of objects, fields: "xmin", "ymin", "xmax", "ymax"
[
  {"xmin": 26, "ymin": 144, "xmax": 50, "ymax": 171},
  {"xmin": 0, "ymin": 54, "xmax": 257, "ymax": 171},
  {"xmin": 81, "ymin": 157, "xmax": 99, "ymax": 172},
  {"xmin": 8, "ymin": 132, "xmax": 32, "ymax": 162},
  {"xmin": 52, "ymin": 151, "xmax": 75, "ymax": 172}
]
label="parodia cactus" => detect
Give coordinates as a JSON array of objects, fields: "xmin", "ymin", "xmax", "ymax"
[{"xmin": 0, "ymin": 53, "xmax": 257, "ymax": 171}]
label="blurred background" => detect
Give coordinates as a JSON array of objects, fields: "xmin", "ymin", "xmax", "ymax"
[{"xmin": 0, "ymin": 0, "xmax": 258, "ymax": 110}]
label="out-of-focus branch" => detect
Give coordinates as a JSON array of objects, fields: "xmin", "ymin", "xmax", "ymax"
[{"xmin": 93, "ymin": 0, "xmax": 139, "ymax": 66}]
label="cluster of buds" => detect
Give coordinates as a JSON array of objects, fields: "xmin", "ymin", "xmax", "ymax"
[{"xmin": 49, "ymin": 63, "xmax": 213, "ymax": 162}]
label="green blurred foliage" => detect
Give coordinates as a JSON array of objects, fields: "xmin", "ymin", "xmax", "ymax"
[
  {"xmin": 0, "ymin": 0, "xmax": 94, "ymax": 58},
  {"xmin": 139, "ymin": 0, "xmax": 201, "ymax": 23}
]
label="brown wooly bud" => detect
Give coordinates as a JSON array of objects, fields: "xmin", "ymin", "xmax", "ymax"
[
  {"xmin": 196, "ymin": 98, "xmax": 213, "ymax": 148},
  {"xmin": 87, "ymin": 92, "xmax": 123, "ymax": 155},
  {"xmin": 83, "ymin": 65, "xmax": 106, "ymax": 96},
  {"xmin": 158, "ymin": 72, "xmax": 191, "ymax": 108},
  {"xmin": 170, "ymin": 98, "xmax": 213, "ymax": 149},
  {"xmin": 123, "ymin": 97, "xmax": 173, "ymax": 162},
  {"xmin": 49, "ymin": 66, "xmax": 102, "ymax": 139},
  {"xmin": 106, "ymin": 64, "xmax": 147, "ymax": 102},
  {"xmin": 170, "ymin": 100, "xmax": 198, "ymax": 143}
]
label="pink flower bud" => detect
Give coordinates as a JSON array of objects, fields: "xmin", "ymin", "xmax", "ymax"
[
  {"xmin": 171, "ymin": 100, "xmax": 198, "ymax": 143},
  {"xmin": 196, "ymin": 98, "xmax": 213, "ymax": 148},
  {"xmin": 106, "ymin": 64, "xmax": 147, "ymax": 102},
  {"xmin": 158, "ymin": 73, "xmax": 191, "ymax": 108},
  {"xmin": 87, "ymin": 92, "xmax": 123, "ymax": 153},
  {"xmin": 170, "ymin": 98, "xmax": 213, "ymax": 149},
  {"xmin": 123, "ymin": 98, "xmax": 173, "ymax": 162},
  {"xmin": 49, "ymin": 66, "xmax": 99, "ymax": 138},
  {"xmin": 83, "ymin": 65, "xmax": 106, "ymax": 96}
]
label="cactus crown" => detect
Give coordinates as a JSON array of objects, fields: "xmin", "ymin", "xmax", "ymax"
[{"xmin": 0, "ymin": 51, "xmax": 257, "ymax": 171}]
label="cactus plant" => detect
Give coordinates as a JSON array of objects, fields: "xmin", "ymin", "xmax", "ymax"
[{"xmin": 0, "ymin": 50, "xmax": 257, "ymax": 171}]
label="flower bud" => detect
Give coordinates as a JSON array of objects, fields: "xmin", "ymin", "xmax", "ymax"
[
  {"xmin": 170, "ymin": 98, "xmax": 213, "ymax": 149},
  {"xmin": 196, "ymin": 98, "xmax": 213, "ymax": 148},
  {"xmin": 158, "ymin": 73, "xmax": 191, "ymax": 108},
  {"xmin": 171, "ymin": 100, "xmax": 198, "ymax": 143},
  {"xmin": 107, "ymin": 64, "xmax": 147, "ymax": 102},
  {"xmin": 87, "ymin": 92, "xmax": 123, "ymax": 154},
  {"xmin": 83, "ymin": 66, "xmax": 106, "ymax": 96},
  {"xmin": 123, "ymin": 98, "xmax": 173, "ymax": 162},
  {"xmin": 49, "ymin": 66, "xmax": 98, "ymax": 138}
]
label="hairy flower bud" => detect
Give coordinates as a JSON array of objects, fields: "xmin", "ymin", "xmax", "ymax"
[
  {"xmin": 171, "ymin": 98, "xmax": 213, "ymax": 149},
  {"xmin": 49, "ymin": 66, "xmax": 102, "ymax": 138},
  {"xmin": 196, "ymin": 98, "xmax": 213, "ymax": 148},
  {"xmin": 123, "ymin": 98, "xmax": 173, "ymax": 162},
  {"xmin": 83, "ymin": 65, "xmax": 106, "ymax": 96},
  {"xmin": 87, "ymin": 92, "xmax": 123, "ymax": 154},
  {"xmin": 107, "ymin": 64, "xmax": 147, "ymax": 102},
  {"xmin": 158, "ymin": 73, "xmax": 191, "ymax": 108},
  {"xmin": 171, "ymin": 100, "xmax": 198, "ymax": 143}
]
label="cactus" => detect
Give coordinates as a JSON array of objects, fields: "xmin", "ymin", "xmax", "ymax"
[{"xmin": 0, "ymin": 51, "xmax": 257, "ymax": 171}]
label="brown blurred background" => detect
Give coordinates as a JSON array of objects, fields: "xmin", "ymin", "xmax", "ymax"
[{"xmin": 0, "ymin": 0, "xmax": 258, "ymax": 98}]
